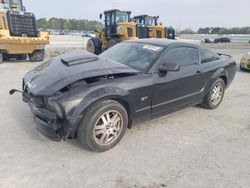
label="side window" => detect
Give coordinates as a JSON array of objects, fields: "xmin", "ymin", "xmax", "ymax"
[
  {"xmin": 105, "ymin": 13, "xmax": 110, "ymax": 26},
  {"xmin": 165, "ymin": 47, "xmax": 199, "ymax": 66},
  {"xmin": 200, "ymin": 48, "xmax": 219, "ymax": 64},
  {"xmin": 111, "ymin": 13, "xmax": 115, "ymax": 24}
]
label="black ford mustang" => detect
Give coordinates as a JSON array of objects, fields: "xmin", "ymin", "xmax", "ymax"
[{"xmin": 10, "ymin": 39, "xmax": 236, "ymax": 152}]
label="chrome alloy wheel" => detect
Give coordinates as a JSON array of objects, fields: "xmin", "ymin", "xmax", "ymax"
[
  {"xmin": 211, "ymin": 82, "xmax": 224, "ymax": 106},
  {"xmin": 93, "ymin": 110, "xmax": 123, "ymax": 146}
]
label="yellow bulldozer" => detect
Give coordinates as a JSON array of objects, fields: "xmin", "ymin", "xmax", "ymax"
[
  {"xmin": 0, "ymin": 0, "xmax": 49, "ymax": 62},
  {"xmin": 87, "ymin": 9, "xmax": 137, "ymax": 55},
  {"xmin": 133, "ymin": 15, "xmax": 175, "ymax": 40}
]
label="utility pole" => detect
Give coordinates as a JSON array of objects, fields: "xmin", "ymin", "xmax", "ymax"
[
  {"xmin": 179, "ymin": 17, "xmax": 182, "ymax": 34},
  {"xmin": 113, "ymin": 0, "xmax": 115, "ymax": 8}
]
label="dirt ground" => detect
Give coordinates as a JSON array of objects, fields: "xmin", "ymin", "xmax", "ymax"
[{"xmin": 0, "ymin": 36, "xmax": 250, "ymax": 188}]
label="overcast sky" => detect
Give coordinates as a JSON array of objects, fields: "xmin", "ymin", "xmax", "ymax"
[{"xmin": 24, "ymin": 0, "xmax": 249, "ymax": 31}]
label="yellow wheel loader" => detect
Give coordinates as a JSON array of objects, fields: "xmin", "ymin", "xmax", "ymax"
[
  {"xmin": 0, "ymin": 0, "xmax": 49, "ymax": 62},
  {"xmin": 87, "ymin": 9, "xmax": 137, "ymax": 55},
  {"xmin": 133, "ymin": 15, "xmax": 175, "ymax": 40}
]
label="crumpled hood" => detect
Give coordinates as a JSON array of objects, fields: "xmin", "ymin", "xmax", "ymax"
[{"xmin": 23, "ymin": 51, "xmax": 139, "ymax": 96}]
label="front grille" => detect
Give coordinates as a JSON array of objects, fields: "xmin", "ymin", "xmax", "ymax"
[
  {"xmin": 156, "ymin": 30, "xmax": 162, "ymax": 38},
  {"xmin": 7, "ymin": 10, "xmax": 38, "ymax": 37},
  {"xmin": 136, "ymin": 25, "xmax": 149, "ymax": 38},
  {"xmin": 127, "ymin": 27, "xmax": 133, "ymax": 37}
]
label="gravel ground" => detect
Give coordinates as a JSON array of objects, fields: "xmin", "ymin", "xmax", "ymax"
[
  {"xmin": 45, "ymin": 35, "xmax": 87, "ymax": 58},
  {"xmin": 0, "ymin": 36, "xmax": 250, "ymax": 188}
]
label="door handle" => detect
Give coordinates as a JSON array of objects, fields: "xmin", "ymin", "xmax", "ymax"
[{"xmin": 196, "ymin": 70, "xmax": 201, "ymax": 74}]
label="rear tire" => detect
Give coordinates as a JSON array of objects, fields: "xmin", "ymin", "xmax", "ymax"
[
  {"xmin": 202, "ymin": 78, "xmax": 225, "ymax": 109},
  {"xmin": 107, "ymin": 38, "xmax": 121, "ymax": 49},
  {"xmin": 29, "ymin": 50, "xmax": 45, "ymax": 62},
  {"xmin": 77, "ymin": 100, "xmax": 128, "ymax": 152},
  {"xmin": 87, "ymin": 37, "xmax": 102, "ymax": 55}
]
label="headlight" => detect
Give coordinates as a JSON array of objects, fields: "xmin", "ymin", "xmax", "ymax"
[
  {"xmin": 117, "ymin": 26, "xmax": 124, "ymax": 30},
  {"xmin": 45, "ymin": 97, "xmax": 63, "ymax": 118}
]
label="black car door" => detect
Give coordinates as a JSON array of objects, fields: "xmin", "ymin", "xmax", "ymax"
[{"xmin": 152, "ymin": 46, "xmax": 206, "ymax": 117}]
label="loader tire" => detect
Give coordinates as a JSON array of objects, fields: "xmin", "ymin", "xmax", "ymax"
[
  {"xmin": 107, "ymin": 38, "xmax": 121, "ymax": 49},
  {"xmin": 87, "ymin": 38, "xmax": 102, "ymax": 55},
  {"xmin": 29, "ymin": 50, "xmax": 45, "ymax": 62}
]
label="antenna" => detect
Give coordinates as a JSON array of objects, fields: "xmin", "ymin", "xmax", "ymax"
[{"xmin": 112, "ymin": 0, "xmax": 115, "ymax": 8}]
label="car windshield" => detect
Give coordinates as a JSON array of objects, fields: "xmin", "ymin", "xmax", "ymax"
[
  {"xmin": 99, "ymin": 42, "xmax": 164, "ymax": 72},
  {"xmin": 116, "ymin": 12, "xmax": 129, "ymax": 23}
]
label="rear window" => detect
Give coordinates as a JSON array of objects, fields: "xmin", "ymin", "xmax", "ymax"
[{"xmin": 200, "ymin": 48, "xmax": 219, "ymax": 63}]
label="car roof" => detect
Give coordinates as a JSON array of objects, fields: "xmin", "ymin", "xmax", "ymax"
[{"xmin": 125, "ymin": 38, "xmax": 200, "ymax": 48}]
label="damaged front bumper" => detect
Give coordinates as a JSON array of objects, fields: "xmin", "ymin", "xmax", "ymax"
[
  {"xmin": 30, "ymin": 103, "xmax": 61, "ymax": 141},
  {"xmin": 23, "ymin": 93, "xmax": 62, "ymax": 141}
]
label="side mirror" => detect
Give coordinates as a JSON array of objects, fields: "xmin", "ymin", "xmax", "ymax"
[
  {"xmin": 158, "ymin": 63, "xmax": 180, "ymax": 73},
  {"xmin": 22, "ymin": 6, "xmax": 26, "ymax": 11},
  {"xmin": 99, "ymin": 13, "xmax": 103, "ymax": 20}
]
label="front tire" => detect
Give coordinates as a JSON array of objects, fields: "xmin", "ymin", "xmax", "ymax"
[
  {"xmin": 77, "ymin": 100, "xmax": 128, "ymax": 152},
  {"xmin": 240, "ymin": 65, "xmax": 246, "ymax": 71},
  {"xmin": 202, "ymin": 78, "xmax": 225, "ymax": 109},
  {"xmin": 240, "ymin": 66, "xmax": 243, "ymax": 71}
]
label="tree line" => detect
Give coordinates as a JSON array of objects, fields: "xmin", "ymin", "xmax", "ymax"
[
  {"xmin": 37, "ymin": 18, "xmax": 102, "ymax": 31},
  {"xmin": 37, "ymin": 18, "xmax": 250, "ymax": 35},
  {"xmin": 197, "ymin": 27, "xmax": 250, "ymax": 35},
  {"xmin": 180, "ymin": 27, "xmax": 250, "ymax": 35}
]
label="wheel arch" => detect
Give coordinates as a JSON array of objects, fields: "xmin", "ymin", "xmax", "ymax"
[
  {"xmin": 219, "ymin": 75, "xmax": 228, "ymax": 87},
  {"xmin": 210, "ymin": 68, "xmax": 229, "ymax": 86},
  {"xmin": 203, "ymin": 68, "xmax": 228, "ymax": 97},
  {"xmin": 109, "ymin": 97, "xmax": 133, "ymax": 128},
  {"xmin": 68, "ymin": 87, "xmax": 134, "ymax": 138}
]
